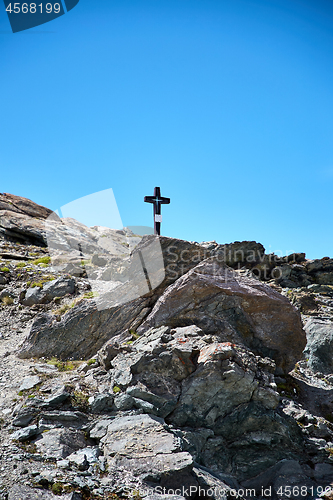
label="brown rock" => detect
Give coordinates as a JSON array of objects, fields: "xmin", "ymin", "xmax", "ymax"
[
  {"xmin": 0, "ymin": 192, "xmax": 52, "ymax": 219},
  {"xmin": 0, "ymin": 192, "xmax": 54, "ymax": 245}
]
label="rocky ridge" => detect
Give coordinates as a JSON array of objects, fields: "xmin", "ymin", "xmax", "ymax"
[{"xmin": 0, "ymin": 194, "xmax": 332, "ymax": 499}]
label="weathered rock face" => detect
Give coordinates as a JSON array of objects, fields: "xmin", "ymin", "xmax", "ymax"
[
  {"xmin": 211, "ymin": 240, "xmax": 265, "ymax": 267},
  {"xmin": 139, "ymin": 258, "xmax": 306, "ymax": 373},
  {"xmin": 35, "ymin": 428, "xmax": 88, "ymax": 459},
  {"xmin": 95, "ymin": 325, "xmax": 304, "ymax": 482},
  {"xmin": 18, "ymin": 243, "xmax": 306, "ymax": 370},
  {"xmin": 303, "ymin": 318, "xmax": 333, "ymax": 374}
]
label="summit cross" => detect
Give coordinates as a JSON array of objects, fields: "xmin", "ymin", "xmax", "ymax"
[{"xmin": 144, "ymin": 186, "xmax": 170, "ymax": 235}]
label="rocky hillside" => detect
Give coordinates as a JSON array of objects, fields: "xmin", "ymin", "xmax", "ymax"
[{"xmin": 0, "ymin": 193, "xmax": 333, "ymax": 500}]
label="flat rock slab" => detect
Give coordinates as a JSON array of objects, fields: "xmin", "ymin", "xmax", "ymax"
[
  {"xmin": 101, "ymin": 414, "xmax": 194, "ymax": 483},
  {"xmin": 115, "ymin": 452, "xmax": 194, "ymax": 481},
  {"xmin": 101, "ymin": 414, "xmax": 181, "ymax": 458},
  {"xmin": 18, "ymin": 375, "xmax": 41, "ymax": 392}
]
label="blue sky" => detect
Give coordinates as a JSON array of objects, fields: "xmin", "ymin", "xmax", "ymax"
[{"xmin": 1, "ymin": 0, "xmax": 333, "ymax": 259}]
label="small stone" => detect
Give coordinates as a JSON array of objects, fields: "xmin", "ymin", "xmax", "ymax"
[
  {"xmin": 0, "ymin": 275, "xmax": 7, "ymax": 285},
  {"xmin": 73, "ymin": 475, "xmax": 86, "ymax": 488},
  {"xmin": 67, "ymin": 451, "xmax": 88, "ymax": 470},
  {"xmin": 113, "ymin": 393, "xmax": 134, "ymax": 411}
]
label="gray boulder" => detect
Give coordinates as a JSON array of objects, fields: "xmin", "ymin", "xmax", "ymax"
[
  {"xmin": 89, "ymin": 392, "xmax": 114, "ymax": 413},
  {"xmin": 303, "ymin": 318, "xmax": 333, "ymax": 374}
]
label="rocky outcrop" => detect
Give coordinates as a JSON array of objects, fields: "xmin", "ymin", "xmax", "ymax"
[
  {"xmin": 0, "ymin": 193, "xmax": 53, "ymax": 245},
  {"xmin": 2, "ymin": 193, "xmax": 333, "ymax": 499},
  {"xmin": 0, "ymin": 193, "xmax": 52, "ymax": 220},
  {"xmin": 16, "ymin": 236, "xmax": 219, "ymax": 359},
  {"xmin": 139, "ymin": 258, "xmax": 306, "ymax": 374},
  {"xmin": 95, "ymin": 325, "xmax": 305, "ymax": 482}
]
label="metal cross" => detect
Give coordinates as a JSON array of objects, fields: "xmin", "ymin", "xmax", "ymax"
[{"xmin": 144, "ymin": 186, "xmax": 170, "ymax": 235}]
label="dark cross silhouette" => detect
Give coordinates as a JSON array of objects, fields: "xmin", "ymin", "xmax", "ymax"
[{"xmin": 144, "ymin": 187, "xmax": 170, "ymax": 235}]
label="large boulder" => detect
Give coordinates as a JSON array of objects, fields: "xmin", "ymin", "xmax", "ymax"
[{"xmin": 138, "ymin": 258, "xmax": 306, "ymax": 374}]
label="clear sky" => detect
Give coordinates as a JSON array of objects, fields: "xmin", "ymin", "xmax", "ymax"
[{"xmin": 1, "ymin": 0, "xmax": 333, "ymax": 259}]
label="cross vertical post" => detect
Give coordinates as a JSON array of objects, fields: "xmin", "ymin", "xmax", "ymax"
[{"xmin": 144, "ymin": 187, "xmax": 170, "ymax": 235}]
